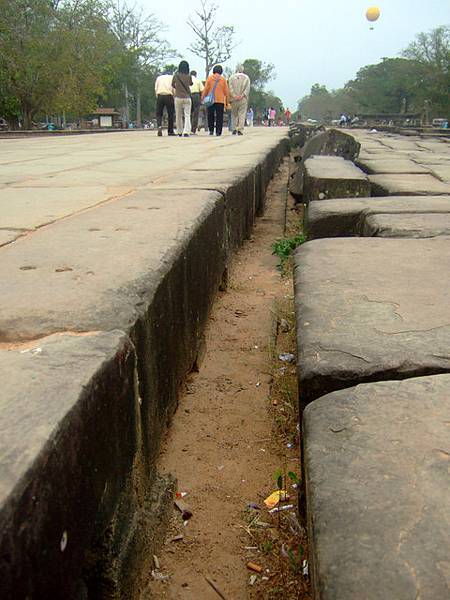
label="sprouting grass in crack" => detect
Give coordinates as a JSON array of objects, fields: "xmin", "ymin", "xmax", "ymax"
[{"xmin": 272, "ymin": 233, "xmax": 306, "ymax": 276}]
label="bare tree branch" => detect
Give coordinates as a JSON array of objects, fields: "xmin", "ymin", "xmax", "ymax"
[{"xmin": 187, "ymin": 0, "xmax": 238, "ymax": 77}]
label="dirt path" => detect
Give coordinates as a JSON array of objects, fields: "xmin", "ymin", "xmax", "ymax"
[{"xmin": 144, "ymin": 159, "xmax": 304, "ymax": 599}]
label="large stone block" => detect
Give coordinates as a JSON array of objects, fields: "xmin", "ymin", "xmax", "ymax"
[
  {"xmin": 294, "ymin": 238, "xmax": 450, "ymax": 406},
  {"xmin": 303, "ymin": 156, "xmax": 370, "ymax": 203},
  {"xmin": 363, "ymin": 212, "xmax": 450, "ymax": 237},
  {"xmin": 304, "ymin": 375, "xmax": 450, "ymax": 600},
  {"xmin": 303, "ymin": 129, "xmax": 361, "ymax": 163},
  {"xmin": 290, "ymin": 129, "xmax": 361, "ymax": 198},
  {"xmin": 306, "ymin": 196, "xmax": 450, "ymax": 238},
  {"xmin": 0, "ymin": 332, "xmax": 174, "ymax": 599},
  {"xmin": 0, "ymin": 130, "xmax": 289, "ymax": 596},
  {"xmin": 370, "ymin": 173, "xmax": 450, "ymax": 196},
  {"xmin": 356, "ymin": 157, "xmax": 430, "ymax": 174}
]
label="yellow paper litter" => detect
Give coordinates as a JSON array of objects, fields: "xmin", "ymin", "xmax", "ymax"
[{"xmin": 264, "ymin": 490, "xmax": 289, "ymax": 509}]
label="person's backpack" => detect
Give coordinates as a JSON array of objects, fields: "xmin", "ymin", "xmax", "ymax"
[{"xmin": 202, "ymin": 77, "xmax": 220, "ymax": 107}]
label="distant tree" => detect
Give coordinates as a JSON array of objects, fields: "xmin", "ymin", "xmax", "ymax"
[
  {"xmin": 161, "ymin": 63, "xmax": 178, "ymax": 75},
  {"xmin": 402, "ymin": 25, "xmax": 450, "ymax": 116},
  {"xmin": 0, "ymin": 0, "xmax": 58, "ymax": 128},
  {"xmin": 242, "ymin": 59, "xmax": 275, "ymax": 90},
  {"xmin": 51, "ymin": 1, "xmax": 119, "ymax": 121},
  {"xmin": 238, "ymin": 58, "xmax": 277, "ymax": 117},
  {"xmin": 108, "ymin": 0, "xmax": 175, "ymax": 126},
  {"xmin": 346, "ymin": 58, "xmax": 420, "ymax": 114},
  {"xmin": 187, "ymin": 0, "xmax": 237, "ymax": 77},
  {"xmin": 0, "ymin": 0, "xmax": 118, "ymax": 127},
  {"xmin": 298, "ymin": 84, "xmax": 335, "ymax": 121}
]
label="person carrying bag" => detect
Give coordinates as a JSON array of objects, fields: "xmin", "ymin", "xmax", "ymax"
[
  {"xmin": 201, "ymin": 65, "xmax": 229, "ymax": 136},
  {"xmin": 202, "ymin": 77, "xmax": 220, "ymax": 108}
]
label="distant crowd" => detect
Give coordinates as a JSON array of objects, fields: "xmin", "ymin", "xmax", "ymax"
[{"xmin": 155, "ymin": 60, "xmax": 291, "ymax": 138}]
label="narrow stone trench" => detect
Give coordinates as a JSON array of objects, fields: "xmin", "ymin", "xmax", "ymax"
[{"xmin": 144, "ymin": 157, "xmax": 310, "ymax": 599}]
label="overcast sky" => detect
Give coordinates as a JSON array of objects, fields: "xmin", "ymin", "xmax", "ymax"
[{"xmin": 139, "ymin": 0, "xmax": 449, "ymax": 109}]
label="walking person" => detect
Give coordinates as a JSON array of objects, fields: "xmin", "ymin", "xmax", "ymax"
[
  {"xmin": 268, "ymin": 107, "xmax": 276, "ymax": 127},
  {"xmin": 226, "ymin": 100, "xmax": 233, "ymax": 132},
  {"xmin": 285, "ymin": 108, "xmax": 292, "ymax": 125},
  {"xmin": 190, "ymin": 70, "xmax": 204, "ymax": 134},
  {"xmin": 228, "ymin": 64, "xmax": 251, "ymax": 136},
  {"xmin": 172, "ymin": 60, "xmax": 193, "ymax": 137},
  {"xmin": 246, "ymin": 107, "xmax": 254, "ymax": 127},
  {"xmin": 155, "ymin": 69, "xmax": 175, "ymax": 136},
  {"xmin": 201, "ymin": 65, "xmax": 229, "ymax": 136}
]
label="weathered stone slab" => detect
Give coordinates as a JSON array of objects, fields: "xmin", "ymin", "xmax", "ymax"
[
  {"xmin": 307, "ymin": 196, "xmax": 450, "ymax": 238},
  {"xmin": 289, "ymin": 123, "xmax": 319, "ymax": 148},
  {"xmin": 0, "ymin": 332, "xmax": 174, "ymax": 599},
  {"xmin": 294, "ymin": 238, "xmax": 450, "ymax": 406},
  {"xmin": 302, "ymin": 129, "xmax": 361, "ymax": 162},
  {"xmin": 370, "ymin": 173, "xmax": 450, "ymax": 196},
  {"xmin": 0, "ymin": 130, "xmax": 289, "ymax": 596},
  {"xmin": 0, "ymin": 230, "xmax": 23, "ymax": 246},
  {"xmin": 364, "ymin": 212, "xmax": 450, "ymax": 237},
  {"xmin": 290, "ymin": 130, "xmax": 361, "ymax": 197},
  {"xmin": 303, "ymin": 156, "xmax": 370, "ymax": 203},
  {"xmin": 428, "ymin": 164, "xmax": 450, "ymax": 182},
  {"xmin": 357, "ymin": 157, "xmax": 430, "ymax": 174},
  {"xmin": 303, "ymin": 374, "xmax": 450, "ymax": 600}
]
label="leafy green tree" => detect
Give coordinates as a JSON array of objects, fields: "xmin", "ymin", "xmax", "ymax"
[
  {"xmin": 238, "ymin": 58, "xmax": 279, "ymax": 118},
  {"xmin": 298, "ymin": 84, "xmax": 335, "ymax": 121},
  {"xmin": 0, "ymin": 0, "xmax": 58, "ymax": 127},
  {"xmin": 346, "ymin": 58, "xmax": 420, "ymax": 114},
  {"xmin": 402, "ymin": 25, "xmax": 450, "ymax": 116},
  {"xmin": 51, "ymin": 0, "xmax": 120, "ymax": 120},
  {"xmin": 0, "ymin": 0, "xmax": 120, "ymax": 127},
  {"xmin": 108, "ymin": 0, "xmax": 175, "ymax": 126},
  {"xmin": 242, "ymin": 59, "xmax": 275, "ymax": 90}
]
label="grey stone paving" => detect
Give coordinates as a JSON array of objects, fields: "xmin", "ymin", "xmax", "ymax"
[
  {"xmin": 0, "ymin": 128, "xmax": 288, "ymax": 598},
  {"xmin": 370, "ymin": 173, "xmax": 450, "ymax": 196},
  {"xmin": 294, "ymin": 237, "xmax": 450, "ymax": 406},
  {"xmin": 304, "ymin": 374, "xmax": 450, "ymax": 600},
  {"xmin": 307, "ymin": 196, "xmax": 450, "ymax": 238},
  {"xmin": 350, "ymin": 130, "xmax": 450, "ymax": 196},
  {"xmin": 303, "ymin": 156, "xmax": 370, "ymax": 203},
  {"xmin": 0, "ymin": 130, "xmax": 286, "ymax": 245},
  {"xmin": 364, "ymin": 212, "xmax": 450, "ymax": 237}
]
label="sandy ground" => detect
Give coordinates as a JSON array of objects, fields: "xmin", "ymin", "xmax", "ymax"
[{"xmin": 144, "ymin": 159, "xmax": 299, "ymax": 599}]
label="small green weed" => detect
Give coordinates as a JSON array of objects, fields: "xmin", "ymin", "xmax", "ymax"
[
  {"xmin": 288, "ymin": 544, "xmax": 305, "ymax": 574},
  {"xmin": 272, "ymin": 234, "xmax": 306, "ymax": 275},
  {"xmin": 260, "ymin": 540, "xmax": 274, "ymax": 554}
]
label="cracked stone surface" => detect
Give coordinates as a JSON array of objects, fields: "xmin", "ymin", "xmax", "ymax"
[
  {"xmin": 357, "ymin": 157, "xmax": 430, "ymax": 174},
  {"xmin": 294, "ymin": 237, "xmax": 450, "ymax": 405},
  {"xmin": 306, "ymin": 196, "xmax": 450, "ymax": 238},
  {"xmin": 370, "ymin": 173, "xmax": 450, "ymax": 196},
  {"xmin": 363, "ymin": 212, "xmax": 450, "ymax": 237},
  {"xmin": 303, "ymin": 374, "xmax": 450, "ymax": 600},
  {"xmin": 0, "ymin": 129, "xmax": 288, "ymax": 598},
  {"xmin": 349, "ymin": 130, "xmax": 450, "ymax": 196}
]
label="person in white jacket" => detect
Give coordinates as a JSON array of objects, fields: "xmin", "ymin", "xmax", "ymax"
[{"xmin": 228, "ymin": 65, "xmax": 251, "ymax": 136}]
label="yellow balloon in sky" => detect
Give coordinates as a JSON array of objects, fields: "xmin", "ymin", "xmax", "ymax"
[{"xmin": 366, "ymin": 6, "xmax": 381, "ymax": 22}]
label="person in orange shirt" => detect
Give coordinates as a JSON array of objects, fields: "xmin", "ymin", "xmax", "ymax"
[{"xmin": 201, "ymin": 65, "xmax": 229, "ymax": 136}]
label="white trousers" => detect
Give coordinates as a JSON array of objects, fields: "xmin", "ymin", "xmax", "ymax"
[
  {"xmin": 175, "ymin": 97, "xmax": 192, "ymax": 134},
  {"xmin": 231, "ymin": 99, "xmax": 248, "ymax": 132}
]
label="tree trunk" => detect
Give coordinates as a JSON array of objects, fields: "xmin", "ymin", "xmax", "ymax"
[
  {"xmin": 124, "ymin": 82, "xmax": 130, "ymax": 127},
  {"xmin": 22, "ymin": 106, "xmax": 33, "ymax": 130},
  {"xmin": 136, "ymin": 87, "xmax": 142, "ymax": 128}
]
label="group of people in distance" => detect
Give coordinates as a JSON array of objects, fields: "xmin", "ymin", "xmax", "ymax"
[{"xmin": 155, "ymin": 60, "xmax": 251, "ymax": 137}]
